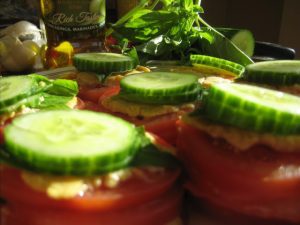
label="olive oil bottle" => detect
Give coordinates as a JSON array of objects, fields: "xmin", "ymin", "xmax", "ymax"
[{"xmin": 39, "ymin": 0, "xmax": 106, "ymax": 68}]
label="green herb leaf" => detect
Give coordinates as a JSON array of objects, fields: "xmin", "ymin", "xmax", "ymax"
[
  {"xmin": 108, "ymin": 0, "xmax": 254, "ymax": 66},
  {"xmin": 113, "ymin": 10, "xmax": 178, "ymax": 42},
  {"xmin": 46, "ymin": 79, "xmax": 78, "ymax": 97},
  {"xmin": 38, "ymin": 93, "xmax": 74, "ymax": 110},
  {"xmin": 199, "ymin": 26, "xmax": 254, "ymax": 66}
]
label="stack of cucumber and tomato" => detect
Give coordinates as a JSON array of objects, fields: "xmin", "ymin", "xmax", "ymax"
[
  {"xmin": 0, "ymin": 74, "xmax": 183, "ymax": 225},
  {"xmin": 1, "ymin": 44, "xmax": 300, "ymax": 225}
]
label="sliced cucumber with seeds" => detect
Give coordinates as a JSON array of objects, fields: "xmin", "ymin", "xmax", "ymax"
[
  {"xmin": 190, "ymin": 54, "xmax": 245, "ymax": 77},
  {"xmin": 243, "ymin": 60, "xmax": 300, "ymax": 85},
  {"xmin": 73, "ymin": 53, "xmax": 136, "ymax": 75},
  {"xmin": 216, "ymin": 28, "xmax": 255, "ymax": 57},
  {"xmin": 119, "ymin": 72, "xmax": 201, "ymax": 105},
  {"xmin": 0, "ymin": 75, "xmax": 50, "ymax": 108},
  {"xmin": 4, "ymin": 110, "xmax": 141, "ymax": 175},
  {"xmin": 199, "ymin": 83, "xmax": 300, "ymax": 135}
]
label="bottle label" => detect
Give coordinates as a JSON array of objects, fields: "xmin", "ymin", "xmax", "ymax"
[{"xmin": 41, "ymin": 0, "xmax": 106, "ymax": 32}]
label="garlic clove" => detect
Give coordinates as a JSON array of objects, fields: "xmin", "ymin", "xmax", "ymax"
[
  {"xmin": 0, "ymin": 21, "xmax": 42, "ymax": 43},
  {"xmin": 23, "ymin": 40, "xmax": 40, "ymax": 55},
  {"xmin": 0, "ymin": 36, "xmax": 37, "ymax": 72}
]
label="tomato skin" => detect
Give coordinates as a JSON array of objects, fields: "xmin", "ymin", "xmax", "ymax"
[
  {"xmin": 1, "ymin": 187, "xmax": 182, "ymax": 225},
  {"xmin": 79, "ymin": 86, "xmax": 120, "ymax": 104},
  {"xmin": 0, "ymin": 165, "xmax": 180, "ymax": 211},
  {"xmin": 0, "ymin": 164, "xmax": 182, "ymax": 225},
  {"xmin": 143, "ymin": 114, "xmax": 179, "ymax": 146},
  {"xmin": 176, "ymin": 121, "xmax": 300, "ymax": 223},
  {"xmin": 0, "ymin": 125, "xmax": 5, "ymax": 144}
]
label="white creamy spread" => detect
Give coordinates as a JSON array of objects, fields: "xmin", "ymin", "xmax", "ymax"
[
  {"xmin": 183, "ymin": 116, "xmax": 300, "ymax": 152},
  {"xmin": 66, "ymin": 97, "xmax": 78, "ymax": 109},
  {"xmin": 198, "ymin": 76, "xmax": 233, "ymax": 89},
  {"xmin": 21, "ymin": 169, "xmax": 133, "ymax": 199},
  {"xmin": 0, "ymin": 107, "xmax": 38, "ymax": 125},
  {"xmin": 102, "ymin": 95, "xmax": 195, "ymax": 118}
]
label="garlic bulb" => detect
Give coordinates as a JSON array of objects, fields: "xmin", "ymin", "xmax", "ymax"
[
  {"xmin": 0, "ymin": 21, "xmax": 45, "ymax": 73},
  {"xmin": 0, "ymin": 21, "xmax": 42, "ymax": 43}
]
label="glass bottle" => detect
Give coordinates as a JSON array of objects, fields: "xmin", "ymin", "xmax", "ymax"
[{"xmin": 39, "ymin": 0, "xmax": 106, "ymax": 68}]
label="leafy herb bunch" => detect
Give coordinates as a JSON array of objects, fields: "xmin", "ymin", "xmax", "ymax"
[{"xmin": 107, "ymin": 0, "xmax": 253, "ymax": 66}]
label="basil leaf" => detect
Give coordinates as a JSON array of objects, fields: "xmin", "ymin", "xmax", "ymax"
[
  {"xmin": 46, "ymin": 79, "xmax": 78, "ymax": 97},
  {"xmin": 199, "ymin": 27, "xmax": 254, "ymax": 66},
  {"xmin": 38, "ymin": 93, "xmax": 74, "ymax": 110},
  {"xmin": 131, "ymin": 143, "xmax": 180, "ymax": 168},
  {"xmin": 113, "ymin": 10, "xmax": 178, "ymax": 42}
]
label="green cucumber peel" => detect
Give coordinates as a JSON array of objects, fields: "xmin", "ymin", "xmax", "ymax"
[
  {"xmin": 119, "ymin": 87, "xmax": 201, "ymax": 105},
  {"xmin": 73, "ymin": 53, "xmax": 136, "ymax": 75},
  {"xmin": 119, "ymin": 71, "xmax": 201, "ymax": 104},
  {"xmin": 3, "ymin": 110, "xmax": 142, "ymax": 175},
  {"xmin": 0, "ymin": 74, "xmax": 51, "ymax": 109},
  {"xmin": 196, "ymin": 83, "xmax": 300, "ymax": 135},
  {"xmin": 243, "ymin": 60, "xmax": 300, "ymax": 85},
  {"xmin": 1, "ymin": 115, "xmax": 179, "ymax": 175},
  {"xmin": 190, "ymin": 54, "xmax": 245, "ymax": 76}
]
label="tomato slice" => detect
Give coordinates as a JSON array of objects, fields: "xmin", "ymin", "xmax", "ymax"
[
  {"xmin": 1, "ymin": 187, "xmax": 182, "ymax": 225},
  {"xmin": 0, "ymin": 125, "xmax": 5, "ymax": 144},
  {"xmin": 0, "ymin": 165, "xmax": 182, "ymax": 225},
  {"xmin": 0, "ymin": 165, "xmax": 180, "ymax": 211},
  {"xmin": 142, "ymin": 114, "xmax": 179, "ymax": 146},
  {"xmin": 177, "ymin": 121, "xmax": 300, "ymax": 223},
  {"xmin": 79, "ymin": 86, "xmax": 120, "ymax": 104}
]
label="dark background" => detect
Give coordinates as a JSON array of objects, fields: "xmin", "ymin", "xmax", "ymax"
[{"xmin": 201, "ymin": 0, "xmax": 300, "ymax": 58}]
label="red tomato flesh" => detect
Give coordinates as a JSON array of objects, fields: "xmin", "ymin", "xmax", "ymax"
[
  {"xmin": 0, "ymin": 166, "xmax": 182, "ymax": 225},
  {"xmin": 177, "ymin": 121, "xmax": 300, "ymax": 223}
]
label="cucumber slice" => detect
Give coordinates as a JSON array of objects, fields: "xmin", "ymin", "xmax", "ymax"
[
  {"xmin": 217, "ymin": 28, "xmax": 255, "ymax": 57},
  {"xmin": 73, "ymin": 53, "xmax": 136, "ymax": 75},
  {"xmin": 0, "ymin": 75, "xmax": 50, "ymax": 108},
  {"xmin": 119, "ymin": 72, "xmax": 201, "ymax": 105},
  {"xmin": 190, "ymin": 54, "xmax": 245, "ymax": 77},
  {"xmin": 0, "ymin": 93, "xmax": 44, "ymax": 114},
  {"xmin": 120, "ymin": 87, "xmax": 200, "ymax": 105},
  {"xmin": 243, "ymin": 60, "xmax": 300, "ymax": 85},
  {"xmin": 4, "ymin": 110, "xmax": 141, "ymax": 175},
  {"xmin": 199, "ymin": 83, "xmax": 300, "ymax": 135}
]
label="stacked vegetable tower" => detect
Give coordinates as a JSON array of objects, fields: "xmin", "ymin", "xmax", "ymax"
[
  {"xmin": 0, "ymin": 53, "xmax": 186, "ymax": 225},
  {"xmin": 176, "ymin": 57, "xmax": 300, "ymax": 224}
]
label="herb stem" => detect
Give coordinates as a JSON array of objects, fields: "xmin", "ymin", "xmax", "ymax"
[
  {"xmin": 195, "ymin": 0, "xmax": 202, "ymax": 6},
  {"xmin": 198, "ymin": 15, "xmax": 212, "ymax": 28},
  {"xmin": 148, "ymin": 0, "xmax": 160, "ymax": 10},
  {"xmin": 106, "ymin": 0, "xmax": 150, "ymax": 36}
]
